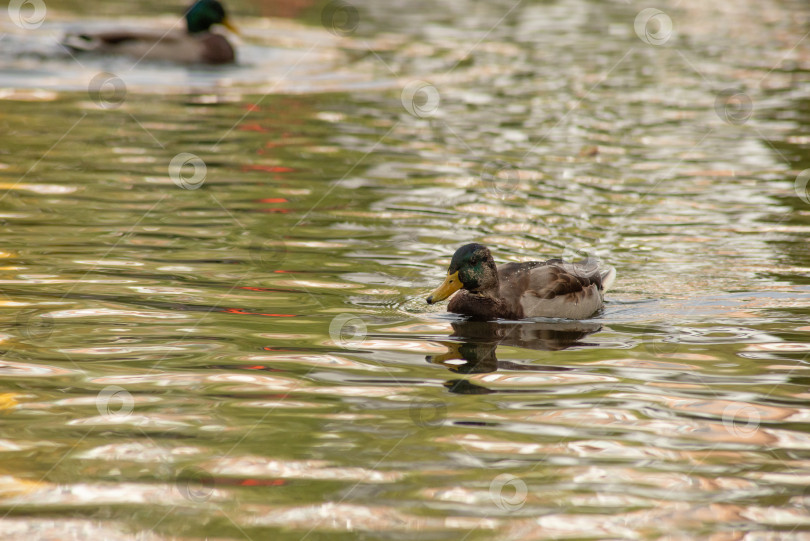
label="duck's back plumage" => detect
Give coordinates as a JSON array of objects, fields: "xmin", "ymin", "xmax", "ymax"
[
  {"xmin": 64, "ymin": 30, "xmax": 235, "ymax": 64},
  {"xmin": 448, "ymin": 258, "xmax": 614, "ymax": 320}
]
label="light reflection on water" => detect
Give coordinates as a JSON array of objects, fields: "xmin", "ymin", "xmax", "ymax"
[{"xmin": 0, "ymin": 0, "xmax": 809, "ymax": 538}]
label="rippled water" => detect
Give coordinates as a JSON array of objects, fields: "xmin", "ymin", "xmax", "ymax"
[{"xmin": 2, "ymin": 0, "xmax": 810, "ymax": 538}]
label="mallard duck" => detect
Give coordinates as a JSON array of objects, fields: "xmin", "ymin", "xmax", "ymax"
[
  {"xmin": 63, "ymin": 0, "xmax": 238, "ymax": 65},
  {"xmin": 426, "ymin": 243, "xmax": 616, "ymax": 320}
]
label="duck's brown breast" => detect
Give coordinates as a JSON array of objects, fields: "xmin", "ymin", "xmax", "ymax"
[
  {"xmin": 448, "ymin": 291, "xmax": 517, "ymax": 320},
  {"xmin": 198, "ymin": 33, "xmax": 235, "ymax": 64}
]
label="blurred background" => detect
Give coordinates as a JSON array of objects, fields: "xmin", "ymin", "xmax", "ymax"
[{"xmin": 1, "ymin": 0, "xmax": 810, "ymax": 538}]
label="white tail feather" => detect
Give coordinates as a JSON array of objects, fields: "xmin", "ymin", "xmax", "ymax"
[{"xmin": 600, "ymin": 266, "xmax": 616, "ymax": 292}]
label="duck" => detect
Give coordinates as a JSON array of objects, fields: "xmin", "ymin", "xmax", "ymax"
[
  {"xmin": 63, "ymin": 0, "xmax": 238, "ymax": 65},
  {"xmin": 426, "ymin": 243, "xmax": 616, "ymax": 320}
]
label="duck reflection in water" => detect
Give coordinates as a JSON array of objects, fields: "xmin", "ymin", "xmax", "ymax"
[{"xmin": 428, "ymin": 319, "xmax": 602, "ymax": 394}]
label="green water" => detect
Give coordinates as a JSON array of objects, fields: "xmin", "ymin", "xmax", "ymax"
[{"xmin": 1, "ymin": 0, "xmax": 810, "ymax": 539}]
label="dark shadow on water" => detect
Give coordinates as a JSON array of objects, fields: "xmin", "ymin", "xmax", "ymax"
[{"xmin": 428, "ymin": 319, "xmax": 602, "ymax": 394}]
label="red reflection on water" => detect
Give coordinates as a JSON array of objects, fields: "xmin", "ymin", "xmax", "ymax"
[
  {"xmin": 207, "ymin": 477, "xmax": 287, "ymax": 487},
  {"xmin": 222, "ymin": 308, "xmax": 296, "ymax": 317},
  {"xmin": 238, "ymin": 286, "xmax": 288, "ymax": 292},
  {"xmin": 239, "ymin": 478, "xmax": 286, "ymax": 487},
  {"xmin": 239, "ymin": 123, "xmax": 268, "ymax": 132},
  {"xmin": 242, "ymin": 165, "xmax": 295, "ymax": 173}
]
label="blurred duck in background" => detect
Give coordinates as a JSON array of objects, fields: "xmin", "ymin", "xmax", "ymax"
[{"xmin": 63, "ymin": 0, "xmax": 238, "ymax": 65}]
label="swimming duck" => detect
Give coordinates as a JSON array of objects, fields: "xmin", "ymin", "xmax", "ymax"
[
  {"xmin": 63, "ymin": 0, "xmax": 238, "ymax": 65},
  {"xmin": 426, "ymin": 243, "xmax": 616, "ymax": 320}
]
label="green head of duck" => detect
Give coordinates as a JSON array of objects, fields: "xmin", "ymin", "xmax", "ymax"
[
  {"xmin": 427, "ymin": 243, "xmax": 498, "ymax": 303},
  {"xmin": 186, "ymin": 0, "xmax": 237, "ymax": 34}
]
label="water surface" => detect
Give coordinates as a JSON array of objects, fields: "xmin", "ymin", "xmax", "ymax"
[{"xmin": 1, "ymin": 0, "xmax": 810, "ymax": 538}]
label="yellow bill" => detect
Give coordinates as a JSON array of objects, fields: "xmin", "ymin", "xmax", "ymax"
[
  {"xmin": 221, "ymin": 17, "xmax": 240, "ymax": 35},
  {"xmin": 426, "ymin": 271, "xmax": 462, "ymax": 304}
]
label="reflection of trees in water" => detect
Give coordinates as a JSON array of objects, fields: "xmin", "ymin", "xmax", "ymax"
[{"xmin": 428, "ymin": 319, "xmax": 602, "ymax": 392}]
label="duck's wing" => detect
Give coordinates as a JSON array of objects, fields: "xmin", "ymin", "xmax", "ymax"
[
  {"xmin": 500, "ymin": 259, "xmax": 609, "ymax": 319},
  {"xmin": 63, "ymin": 29, "xmax": 177, "ymax": 50},
  {"xmin": 63, "ymin": 29, "xmax": 191, "ymax": 60},
  {"xmin": 62, "ymin": 30, "xmax": 231, "ymax": 64}
]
